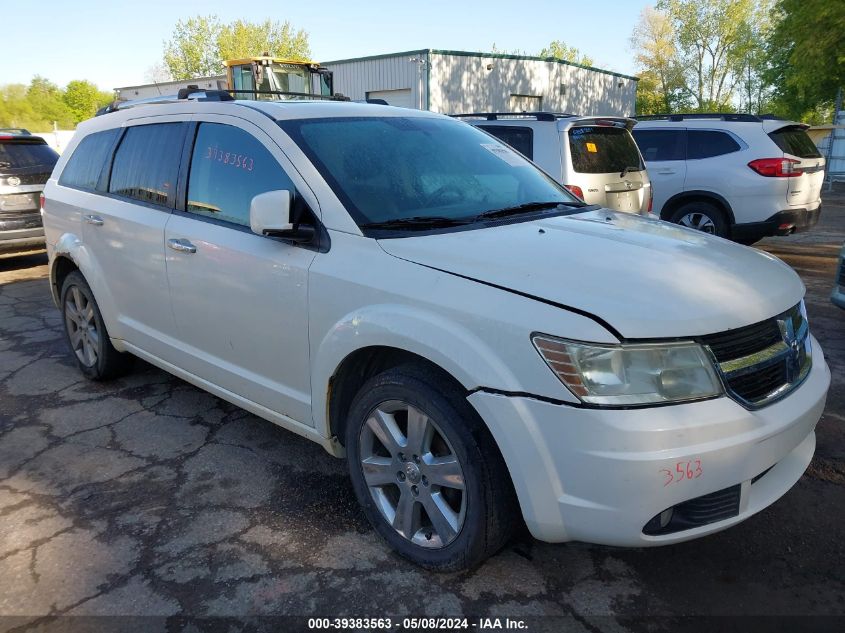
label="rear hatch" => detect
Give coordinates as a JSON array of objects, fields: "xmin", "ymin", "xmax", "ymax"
[
  {"xmin": 564, "ymin": 120, "xmax": 649, "ymax": 214},
  {"xmin": 765, "ymin": 123, "xmax": 825, "ymax": 208},
  {"xmin": 0, "ymin": 136, "xmax": 59, "ymax": 213}
]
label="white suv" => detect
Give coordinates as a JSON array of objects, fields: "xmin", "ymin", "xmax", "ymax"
[
  {"xmin": 633, "ymin": 114, "xmax": 825, "ymax": 243},
  {"xmin": 456, "ymin": 113, "xmax": 652, "ymax": 215},
  {"xmin": 43, "ymin": 97, "xmax": 830, "ymax": 570}
]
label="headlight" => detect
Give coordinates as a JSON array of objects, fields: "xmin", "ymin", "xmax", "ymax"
[{"xmin": 532, "ymin": 334, "xmax": 723, "ymax": 406}]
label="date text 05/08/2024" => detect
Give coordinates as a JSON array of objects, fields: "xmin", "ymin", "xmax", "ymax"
[{"xmin": 307, "ymin": 617, "xmax": 529, "ymax": 630}]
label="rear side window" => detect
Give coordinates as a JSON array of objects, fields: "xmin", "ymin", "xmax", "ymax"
[
  {"xmin": 0, "ymin": 140, "xmax": 59, "ymax": 170},
  {"xmin": 768, "ymin": 126, "xmax": 822, "ymax": 158},
  {"xmin": 109, "ymin": 123, "xmax": 185, "ymax": 207},
  {"xmin": 687, "ymin": 131, "xmax": 741, "ymax": 159},
  {"xmin": 477, "ymin": 125, "xmax": 534, "ymax": 160},
  {"xmin": 568, "ymin": 126, "xmax": 643, "ymax": 173},
  {"xmin": 186, "ymin": 123, "xmax": 295, "ymax": 226},
  {"xmin": 632, "ymin": 129, "xmax": 686, "ymax": 162},
  {"xmin": 59, "ymin": 129, "xmax": 119, "ymax": 190}
]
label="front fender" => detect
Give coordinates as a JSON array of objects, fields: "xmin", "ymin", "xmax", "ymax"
[{"xmin": 310, "ymin": 303, "xmax": 523, "ymax": 437}]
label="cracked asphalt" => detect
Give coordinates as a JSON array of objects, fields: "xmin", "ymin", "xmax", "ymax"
[{"xmin": 0, "ymin": 192, "xmax": 843, "ymax": 632}]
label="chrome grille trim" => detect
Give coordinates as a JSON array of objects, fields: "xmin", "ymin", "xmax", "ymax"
[{"xmin": 702, "ymin": 302, "xmax": 812, "ymax": 409}]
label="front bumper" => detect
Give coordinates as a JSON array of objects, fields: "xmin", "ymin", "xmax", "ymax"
[
  {"xmin": 469, "ymin": 335, "xmax": 830, "ymax": 546},
  {"xmin": 732, "ymin": 205, "xmax": 821, "ymax": 241}
]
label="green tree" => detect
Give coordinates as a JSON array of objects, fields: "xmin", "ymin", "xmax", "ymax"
[
  {"xmin": 655, "ymin": 0, "xmax": 763, "ymax": 111},
  {"xmin": 218, "ymin": 19, "xmax": 310, "ymax": 61},
  {"xmin": 26, "ymin": 76, "xmax": 74, "ymax": 129},
  {"xmin": 163, "ymin": 15, "xmax": 223, "ymax": 80},
  {"xmin": 538, "ymin": 40, "xmax": 594, "ymax": 66},
  {"xmin": 163, "ymin": 15, "xmax": 312, "ymax": 81},
  {"xmin": 765, "ymin": 0, "xmax": 845, "ymax": 123},
  {"xmin": 630, "ymin": 6, "xmax": 686, "ymax": 112},
  {"xmin": 63, "ymin": 80, "xmax": 113, "ymax": 124}
]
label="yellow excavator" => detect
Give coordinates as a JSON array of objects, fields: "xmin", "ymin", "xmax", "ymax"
[
  {"xmin": 98, "ymin": 54, "xmax": 346, "ymax": 115},
  {"xmin": 223, "ymin": 54, "xmax": 342, "ymax": 100}
]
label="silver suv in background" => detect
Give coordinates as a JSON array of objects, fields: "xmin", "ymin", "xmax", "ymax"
[
  {"xmin": 0, "ymin": 129, "xmax": 59, "ymax": 255},
  {"xmin": 455, "ymin": 113, "xmax": 652, "ymax": 215},
  {"xmin": 632, "ymin": 113, "xmax": 825, "ymax": 243}
]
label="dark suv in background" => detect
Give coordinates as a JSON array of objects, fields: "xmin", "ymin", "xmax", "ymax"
[{"xmin": 0, "ymin": 129, "xmax": 60, "ymax": 255}]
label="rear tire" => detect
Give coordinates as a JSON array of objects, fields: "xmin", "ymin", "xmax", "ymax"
[
  {"xmin": 345, "ymin": 364, "xmax": 515, "ymax": 571},
  {"xmin": 669, "ymin": 201, "xmax": 728, "ymax": 238},
  {"xmin": 60, "ymin": 271, "xmax": 133, "ymax": 381}
]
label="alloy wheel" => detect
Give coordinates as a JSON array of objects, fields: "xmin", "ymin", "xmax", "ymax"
[
  {"xmin": 358, "ymin": 400, "xmax": 467, "ymax": 549},
  {"xmin": 64, "ymin": 286, "xmax": 99, "ymax": 367},
  {"xmin": 678, "ymin": 212, "xmax": 716, "ymax": 234}
]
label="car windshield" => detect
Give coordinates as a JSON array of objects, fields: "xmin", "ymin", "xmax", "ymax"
[{"xmin": 278, "ymin": 116, "xmax": 580, "ymax": 228}]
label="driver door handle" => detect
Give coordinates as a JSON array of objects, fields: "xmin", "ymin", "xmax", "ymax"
[
  {"xmin": 167, "ymin": 238, "xmax": 197, "ymax": 254},
  {"xmin": 83, "ymin": 214, "xmax": 104, "ymax": 226}
]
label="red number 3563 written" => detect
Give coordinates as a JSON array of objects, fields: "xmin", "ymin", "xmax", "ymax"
[{"xmin": 660, "ymin": 459, "xmax": 702, "ymax": 487}]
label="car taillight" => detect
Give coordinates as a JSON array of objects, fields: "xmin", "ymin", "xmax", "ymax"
[
  {"xmin": 747, "ymin": 158, "xmax": 803, "ymax": 178},
  {"xmin": 564, "ymin": 184, "xmax": 584, "ymax": 200},
  {"xmin": 648, "ymin": 185, "xmax": 654, "ymax": 213},
  {"xmin": 39, "ymin": 192, "xmax": 45, "ymax": 212}
]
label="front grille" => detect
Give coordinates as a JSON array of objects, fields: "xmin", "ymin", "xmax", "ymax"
[
  {"xmin": 643, "ymin": 484, "xmax": 741, "ymax": 535},
  {"xmin": 700, "ymin": 303, "xmax": 811, "ymax": 408}
]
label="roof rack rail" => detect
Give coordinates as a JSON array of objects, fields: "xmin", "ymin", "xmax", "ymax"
[
  {"xmin": 634, "ymin": 112, "xmax": 761, "ymax": 122},
  {"xmin": 96, "ymin": 86, "xmax": 235, "ymax": 116},
  {"xmin": 450, "ymin": 111, "xmax": 580, "ymax": 121}
]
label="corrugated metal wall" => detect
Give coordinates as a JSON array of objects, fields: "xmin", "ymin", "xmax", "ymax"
[
  {"xmin": 324, "ymin": 54, "xmax": 425, "ymax": 108},
  {"xmin": 430, "ymin": 53, "xmax": 637, "ymax": 116}
]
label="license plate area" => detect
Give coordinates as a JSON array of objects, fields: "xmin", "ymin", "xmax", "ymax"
[{"xmin": 0, "ymin": 193, "xmax": 39, "ymax": 212}]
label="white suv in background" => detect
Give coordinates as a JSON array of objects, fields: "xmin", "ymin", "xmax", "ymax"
[
  {"xmin": 633, "ymin": 113, "xmax": 825, "ymax": 243},
  {"xmin": 42, "ymin": 97, "xmax": 829, "ymax": 570},
  {"xmin": 456, "ymin": 113, "xmax": 652, "ymax": 215}
]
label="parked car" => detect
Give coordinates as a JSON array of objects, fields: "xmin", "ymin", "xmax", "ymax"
[
  {"xmin": 43, "ymin": 96, "xmax": 830, "ymax": 571},
  {"xmin": 632, "ymin": 113, "xmax": 825, "ymax": 243},
  {"xmin": 833, "ymin": 243, "xmax": 845, "ymax": 309},
  {"xmin": 0, "ymin": 129, "xmax": 59, "ymax": 255},
  {"xmin": 454, "ymin": 112, "xmax": 652, "ymax": 215}
]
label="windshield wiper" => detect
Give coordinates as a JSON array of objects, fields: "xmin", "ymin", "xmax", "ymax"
[
  {"xmin": 472, "ymin": 200, "xmax": 584, "ymax": 222},
  {"xmin": 360, "ymin": 215, "xmax": 472, "ymax": 231},
  {"xmin": 620, "ymin": 165, "xmax": 642, "ymax": 177}
]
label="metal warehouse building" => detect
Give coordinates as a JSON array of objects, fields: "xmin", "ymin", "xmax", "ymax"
[{"xmin": 323, "ymin": 49, "xmax": 638, "ymax": 116}]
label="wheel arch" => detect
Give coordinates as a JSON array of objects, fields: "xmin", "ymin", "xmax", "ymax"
[{"xmin": 661, "ymin": 190, "xmax": 736, "ymax": 226}]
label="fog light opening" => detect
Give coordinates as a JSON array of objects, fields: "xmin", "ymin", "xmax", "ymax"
[{"xmin": 659, "ymin": 508, "xmax": 673, "ymax": 528}]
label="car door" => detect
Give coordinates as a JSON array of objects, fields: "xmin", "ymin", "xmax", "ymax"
[
  {"xmin": 631, "ymin": 128, "xmax": 687, "ymax": 216},
  {"xmin": 164, "ymin": 116, "xmax": 318, "ymax": 425},
  {"xmin": 82, "ymin": 118, "xmax": 188, "ymax": 357}
]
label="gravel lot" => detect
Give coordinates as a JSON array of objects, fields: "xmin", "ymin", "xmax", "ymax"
[{"xmin": 1, "ymin": 194, "xmax": 843, "ymax": 632}]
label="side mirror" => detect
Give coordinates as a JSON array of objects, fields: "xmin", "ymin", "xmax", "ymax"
[
  {"xmin": 249, "ymin": 189, "xmax": 316, "ymax": 243},
  {"xmin": 250, "ymin": 190, "xmax": 293, "ymax": 236}
]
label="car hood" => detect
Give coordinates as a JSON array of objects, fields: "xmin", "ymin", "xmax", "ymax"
[{"xmin": 377, "ymin": 210, "xmax": 804, "ymax": 339}]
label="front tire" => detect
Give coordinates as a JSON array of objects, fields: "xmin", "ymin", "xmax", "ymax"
[
  {"xmin": 60, "ymin": 271, "xmax": 133, "ymax": 380},
  {"xmin": 669, "ymin": 201, "xmax": 728, "ymax": 238},
  {"xmin": 345, "ymin": 365, "xmax": 515, "ymax": 571}
]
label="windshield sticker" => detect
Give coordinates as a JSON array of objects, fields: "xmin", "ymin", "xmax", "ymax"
[
  {"xmin": 481, "ymin": 143, "xmax": 527, "ymax": 167},
  {"xmin": 586, "ymin": 142, "xmax": 598, "ymax": 153}
]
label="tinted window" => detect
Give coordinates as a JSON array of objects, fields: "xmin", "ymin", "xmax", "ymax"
[
  {"xmin": 109, "ymin": 123, "xmax": 184, "ymax": 206},
  {"xmin": 632, "ymin": 129, "xmax": 686, "ymax": 162},
  {"xmin": 687, "ymin": 130, "xmax": 741, "ymax": 159},
  {"xmin": 477, "ymin": 125, "xmax": 534, "ymax": 159},
  {"xmin": 768, "ymin": 126, "xmax": 822, "ymax": 158},
  {"xmin": 187, "ymin": 123, "xmax": 294, "ymax": 226},
  {"xmin": 279, "ymin": 116, "xmax": 577, "ymax": 226},
  {"xmin": 568, "ymin": 127, "xmax": 643, "ymax": 173},
  {"xmin": 59, "ymin": 129, "xmax": 118, "ymax": 190},
  {"xmin": 0, "ymin": 140, "xmax": 59, "ymax": 170}
]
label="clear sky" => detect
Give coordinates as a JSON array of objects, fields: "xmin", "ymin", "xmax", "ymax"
[{"xmin": 0, "ymin": 0, "xmax": 649, "ymax": 91}]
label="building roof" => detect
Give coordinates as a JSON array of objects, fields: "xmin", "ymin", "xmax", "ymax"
[{"xmin": 322, "ymin": 48, "xmax": 639, "ymax": 82}]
